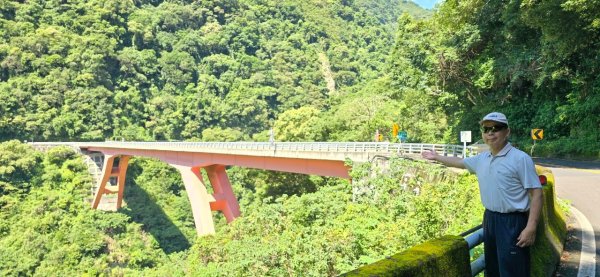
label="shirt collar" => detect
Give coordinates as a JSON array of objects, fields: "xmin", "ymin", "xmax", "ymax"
[{"xmin": 486, "ymin": 143, "xmax": 513, "ymax": 158}]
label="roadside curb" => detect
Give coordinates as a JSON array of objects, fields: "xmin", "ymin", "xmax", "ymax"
[{"xmin": 572, "ymin": 207, "xmax": 596, "ymax": 277}]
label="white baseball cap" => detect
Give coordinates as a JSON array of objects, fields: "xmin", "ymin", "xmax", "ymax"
[{"xmin": 480, "ymin": 112, "xmax": 509, "ymax": 125}]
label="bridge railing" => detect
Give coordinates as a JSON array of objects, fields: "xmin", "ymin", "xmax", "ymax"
[
  {"xmin": 462, "ymin": 225, "xmax": 485, "ymax": 276},
  {"xmin": 31, "ymin": 141, "xmax": 478, "ymax": 157}
]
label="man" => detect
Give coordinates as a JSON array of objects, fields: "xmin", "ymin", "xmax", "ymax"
[{"xmin": 421, "ymin": 112, "xmax": 543, "ymax": 277}]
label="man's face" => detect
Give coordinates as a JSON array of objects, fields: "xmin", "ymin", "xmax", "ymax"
[{"xmin": 480, "ymin": 121, "xmax": 510, "ymax": 150}]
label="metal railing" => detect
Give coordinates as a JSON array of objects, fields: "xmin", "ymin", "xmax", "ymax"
[
  {"xmin": 30, "ymin": 141, "xmax": 478, "ymax": 158},
  {"xmin": 462, "ymin": 225, "xmax": 485, "ymax": 276}
]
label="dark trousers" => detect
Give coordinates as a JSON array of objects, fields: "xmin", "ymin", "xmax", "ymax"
[{"xmin": 483, "ymin": 209, "xmax": 530, "ymax": 277}]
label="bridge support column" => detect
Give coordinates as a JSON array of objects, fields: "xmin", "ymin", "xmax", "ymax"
[
  {"xmin": 92, "ymin": 154, "xmax": 114, "ymax": 209},
  {"xmin": 115, "ymin": 156, "xmax": 130, "ymax": 209},
  {"xmin": 92, "ymin": 155, "xmax": 130, "ymax": 210},
  {"xmin": 174, "ymin": 165, "xmax": 216, "ymax": 236},
  {"xmin": 205, "ymin": 165, "xmax": 240, "ymax": 222}
]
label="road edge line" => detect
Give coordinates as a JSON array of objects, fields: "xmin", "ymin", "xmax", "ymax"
[{"xmin": 571, "ymin": 206, "xmax": 596, "ymax": 277}]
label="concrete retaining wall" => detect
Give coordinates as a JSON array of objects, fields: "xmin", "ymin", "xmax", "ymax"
[{"xmin": 341, "ymin": 235, "xmax": 471, "ymax": 277}]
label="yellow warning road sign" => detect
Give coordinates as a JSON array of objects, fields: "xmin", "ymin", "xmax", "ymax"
[{"xmin": 531, "ymin": 129, "xmax": 544, "ymax": 140}]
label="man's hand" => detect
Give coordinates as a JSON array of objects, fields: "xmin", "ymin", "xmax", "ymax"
[
  {"xmin": 517, "ymin": 188, "xmax": 542, "ymax": 247},
  {"xmin": 516, "ymin": 226, "xmax": 536, "ymax": 247},
  {"xmin": 421, "ymin": 150, "xmax": 439, "ymax": 161}
]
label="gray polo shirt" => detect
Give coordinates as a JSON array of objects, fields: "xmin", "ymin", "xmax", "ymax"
[{"xmin": 464, "ymin": 143, "xmax": 542, "ymax": 213}]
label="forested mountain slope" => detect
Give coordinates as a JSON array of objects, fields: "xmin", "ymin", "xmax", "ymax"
[
  {"xmin": 1, "ymin": 0, "xmax": 598, "ymax": 157},
  {"xmin": 393, "ymin": 0, "xmax": 600, "ymax": 158},
  {"xmin": 0, "ymin": 0, "xmax": 429, "ymax": 143}
]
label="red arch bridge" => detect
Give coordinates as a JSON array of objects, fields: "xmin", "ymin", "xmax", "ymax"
[{"xmin": 30, "ymin": 141, "xmax": 472, "ymax": 236}]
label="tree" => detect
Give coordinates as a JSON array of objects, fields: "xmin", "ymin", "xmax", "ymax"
[
  {"xmin": 0, "ymin": 140, "xmax": 42, "ymax": 197},
  {"xmin": 273, "ymin": 106, "xmax": 323, "ymax": 142}
]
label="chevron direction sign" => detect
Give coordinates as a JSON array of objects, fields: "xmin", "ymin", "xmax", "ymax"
[{"xmin": 531, "ymin": 129, "xmax": 544, "ymax": 140}]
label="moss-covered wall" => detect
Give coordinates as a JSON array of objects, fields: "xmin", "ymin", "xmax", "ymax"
[
  {"xmin": 340, "ymin": 235, "xmax": 470, "ymax": 277},
  {"xmin": 531, "ymin": 166, "xmax": 568, "ymax": 277},
  {"xmin": 340, "ymin": 165, "xmax": 567, "ymax": 277}
]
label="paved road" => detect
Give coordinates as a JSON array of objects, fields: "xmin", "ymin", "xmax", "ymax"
[{"xmin": 534, "ymin": 158, "xmax": 600, "ymax": 277}]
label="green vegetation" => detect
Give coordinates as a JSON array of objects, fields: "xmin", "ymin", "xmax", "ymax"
[
  {"xmin": 0, "ymin": 0, "xmax": 595, "ymax": 275},
  {"xmin": 342, "ymin": 235, "xmax": 471, "ymax": 277},
  {"xmin": 0, "ymin": 0, "xmax": 431, "ymax": 143},
  {"xmin": 426, "ymin": 0, "xmax": 600, "ymax": 158},
  {"xmin": 1, "ymin": 0, "xmax": 597, "ymax": 156},
  {"xmin": 0, "ymin": 141, "xmax": 483, "ymax": 275}
]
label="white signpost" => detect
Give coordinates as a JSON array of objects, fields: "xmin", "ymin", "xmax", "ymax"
[{"xmin": 460, "ymin": 131, "xmax": 472, "ymax": 158}]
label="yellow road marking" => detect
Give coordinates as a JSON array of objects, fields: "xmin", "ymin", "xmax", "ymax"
[
  {"xmin": 536, "ymin": 163, "xmax": 600, "ymax": 174},
  {"xmin": 577, "ymin": 169, "xmax": 600, "ymax": 174}
]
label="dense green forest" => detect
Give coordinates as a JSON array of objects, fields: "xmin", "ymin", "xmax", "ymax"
[
  {"xmin": 1, "ymin": 0, "xmax": 597, "ymax": 156},
  {"xmin": 0, "ymin": 0, "xmax": 430, "ymax": 143},
  {"xmin": 0, "ymin": 141, "xmax": 483, "ymax": 275},
  {"xmin": 429, "ymin": 0, "xmax": 599, "ymax": 158},
  {"xmin": 0, "ymin": 0, "xmax": 597, "ymax": 275}
]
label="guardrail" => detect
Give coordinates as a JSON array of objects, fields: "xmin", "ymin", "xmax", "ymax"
[
  {"xmin": 462, "ymin": 225, "xmax": 485, "ymax": 276},
  {"xmin": 30, "ymin": 141, "xmax": 478, "ymax": 157}
]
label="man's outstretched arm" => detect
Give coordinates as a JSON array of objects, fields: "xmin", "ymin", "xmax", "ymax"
[{"xmin": 421, "ymin": 150, "xmax": 466, "ymax": 169}]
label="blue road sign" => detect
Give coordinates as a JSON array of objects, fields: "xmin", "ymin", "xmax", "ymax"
[{"xmin": 397, "ymin": 131, "xmax": 408, "ymax": 143}]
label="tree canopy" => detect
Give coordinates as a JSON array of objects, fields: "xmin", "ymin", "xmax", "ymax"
[
  {"xmin": 0, "ymin": 0, "xmax": 434, "ymax": 143},
  {"xmin": 0, "ymin": 0, "xmax": 597, "ymax": 275}
]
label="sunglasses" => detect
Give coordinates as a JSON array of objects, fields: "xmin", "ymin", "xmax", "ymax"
[{"xmin": 480, "ymin": 125, "xmax": 507, "ymax": 134}]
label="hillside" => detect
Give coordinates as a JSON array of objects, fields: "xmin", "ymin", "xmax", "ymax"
[
  {"xmin": 0, "ymin": 141, "xmax": 482, "ymax": 276},
  {"xmin": 0, "ymin": 0, "xmax": 429, "ymax": 143}
]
